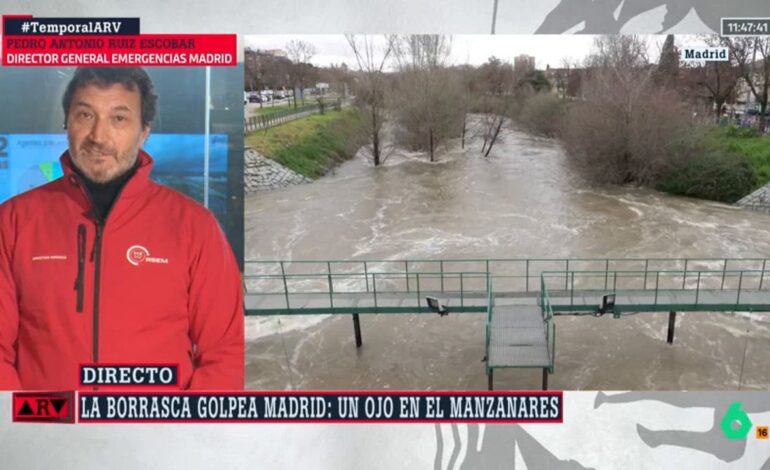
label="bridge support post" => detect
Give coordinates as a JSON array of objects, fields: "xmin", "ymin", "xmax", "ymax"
[
  {"xmin": 488, "ymin": 370, "xmax": 494, "ymax": 391},
  {"xmin": 667, "ymin": 311, "xmax": 676, "ymax": 344},
  {"xmin": 352, "ymin": 314, "xmax": 362, "ymax": 348},
  {"xmin": 542, "ymin": 369, "xmax": 548, "ymax": 391}
]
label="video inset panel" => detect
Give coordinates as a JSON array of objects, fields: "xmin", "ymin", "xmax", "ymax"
[{"xmin": 244, "ymin": 34, "xmax": 770, "ymax": 391}]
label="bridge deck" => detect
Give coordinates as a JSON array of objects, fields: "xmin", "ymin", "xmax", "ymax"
[{"xmin": 488, "ymin": 305, "xmax": 550, "ymax": 368}]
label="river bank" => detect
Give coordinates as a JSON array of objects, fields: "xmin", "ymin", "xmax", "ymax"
[{"xmin": 244, "ymin": 107, "xmax": 365, "ymax": 181}]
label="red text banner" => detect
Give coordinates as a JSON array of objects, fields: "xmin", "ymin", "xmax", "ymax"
[{"xmin": 2, "ymin": 34, "xmax": 236, "ymax": 66}]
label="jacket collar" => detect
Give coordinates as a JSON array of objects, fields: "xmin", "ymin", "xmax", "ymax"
[
  {"xmin": 60, "ymin": 150, "xmax": 154, "ymax": 222},
  {"xmin": 60, "ymin": 149, "xmax": 154, "ymax": 200}
]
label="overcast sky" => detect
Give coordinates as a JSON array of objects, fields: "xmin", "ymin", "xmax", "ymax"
[{"xmin": 244, "ymin": 35, "xmax": 710, "ymax": 70}]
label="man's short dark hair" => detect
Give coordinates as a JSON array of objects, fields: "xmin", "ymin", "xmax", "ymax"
[{"xmin": 62, "ymin": 67, "xmax": 157, "ymax": 128}]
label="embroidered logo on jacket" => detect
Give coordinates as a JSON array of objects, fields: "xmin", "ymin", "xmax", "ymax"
[
  {"xmin": 126, "ymin": 245, "xmax": 169, "ymax": 266},
  {"xmin": 31, "ymin": 255, "xmax": 68, "ymax": 261}
]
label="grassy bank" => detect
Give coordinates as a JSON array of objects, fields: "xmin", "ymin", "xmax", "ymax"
[
  {"xmin": 655, "ymin": 126, "xmax": 769, "ymax": 203},
  {"xmin": 249, "ymin": 101, "xmax": 294, "ymax": 115},
  {"xmin": 245, "ymin": 107, "xmax": 365, "ymax": 179},
  {"xmin": 720, "ymin": 126, "xmax": 770, "ymax": 188}
]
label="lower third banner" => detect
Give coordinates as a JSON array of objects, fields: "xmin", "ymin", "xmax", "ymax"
[{"xmin": 77, "ymin": 391, "xmax": 563, "ymax": 423}]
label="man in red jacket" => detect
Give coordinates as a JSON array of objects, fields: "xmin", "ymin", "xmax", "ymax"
[{"xmin": 0, "ymin": 67, "xmax": 244, "ymax": 390}]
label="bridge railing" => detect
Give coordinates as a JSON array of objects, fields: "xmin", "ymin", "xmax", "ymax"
[
  {"xmin": 541, "ymin": 268, "xmax": 770, "ymax": 311},
  {"xmin": 245, "ymin": 257, "xmax": 770, "ymax": 300},
  {"xmin": 245, "ymin": 268, "xmax": 490, "ymax": 313},
  {"xmin": 485, "ymin": 273, "xmax": 493, "ymax": 375},
  {"xmin": 540, "ymin": 276, "xmax": 556, "ymax": 373}
]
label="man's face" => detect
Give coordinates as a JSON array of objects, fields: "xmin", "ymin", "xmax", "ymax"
[{"xmin": 66, "ymin": 83, "xmax": 149, "ymax": 184}]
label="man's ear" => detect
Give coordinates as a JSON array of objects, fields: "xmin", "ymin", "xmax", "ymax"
[{"xmin": 139, "ymin": 125, "xmax": 150, "ymax": 148}]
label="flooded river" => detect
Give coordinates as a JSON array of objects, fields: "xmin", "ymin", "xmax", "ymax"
[{"xmin": 244, "ymin": 122, "xmax": 770, "ymax": 390}]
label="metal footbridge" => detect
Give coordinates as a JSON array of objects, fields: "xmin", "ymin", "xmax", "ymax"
[{"xmin": 244, "ymin": 257, "xmax": 770, "ymax": 389}]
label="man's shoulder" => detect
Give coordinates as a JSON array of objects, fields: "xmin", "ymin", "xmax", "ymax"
[
  {"xmin": 147, "ymin": 181, "xmax": 217, "ymax": 224},
  {"xmin": 0, "ymin": 178, "xmax": 68, "ymax": 214}
]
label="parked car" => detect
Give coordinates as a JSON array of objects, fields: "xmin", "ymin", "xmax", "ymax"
[{"xmin": 248, "ymin": 94, "xmax": 261, "ymax": 103}]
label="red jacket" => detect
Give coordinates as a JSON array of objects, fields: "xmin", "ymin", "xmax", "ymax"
[{"xmin": 0, "ymin": 151, "xmax": 244, "ymax": 390}]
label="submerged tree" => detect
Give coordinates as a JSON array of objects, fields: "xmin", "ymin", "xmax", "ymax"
[
  {"xmin": 346, "ymin": 34, "xmax": 396, "ymax": 166},
  {"xmin": 476, "ymin": 56, "xmax": 516, "ymax": 157},
  {"xmin": 391, "ymin": 35, "xmax": 465, "ymax": 162}
]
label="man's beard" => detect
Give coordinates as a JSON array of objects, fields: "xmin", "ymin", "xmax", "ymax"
[{"xmin": 72, "ymin": 144, "xmax": 138, "ymax": 185}]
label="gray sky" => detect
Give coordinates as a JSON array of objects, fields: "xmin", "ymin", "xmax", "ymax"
[{"xmin": 244, "ymin": 35, "xmax": 709, "ymax": 70}]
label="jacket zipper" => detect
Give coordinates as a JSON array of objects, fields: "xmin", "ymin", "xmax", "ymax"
[
  {"xmin": 74, "ymin": 168, "xmax": 133, "ymax": 366},
  {"xmin": 91, "ymin": 221, "xmax": 104, "ymax": 363},
  {"xmin": 74, "ymin": 224, "xmax": 86, "ymax": 313},
  {"xmin": 75, "ymin": 177, "xmax": 105, "ymax": 365}
]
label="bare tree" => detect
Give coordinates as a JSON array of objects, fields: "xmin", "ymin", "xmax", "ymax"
[
  {"xmin": 475, "ymin": 56, "xmax": 516, "ymax": 157},
  {"xmin": 722, "ymin": 37, "xmax": 770, "ymax": 133},
  {"xmin": 587, "ymin": 35, "xmax": 649, "ymax": 69},
  {"xmin": 680, "ymin": 36, "xmax": 740, "ymax": 123},
  {"xmin": 456, "ymin": 64, "xmax": 476, "ymax": 149},
  {"xmin": 286, "ymin": 40, "xmax": 318, "ymax": 108},
  {"xmin": 245, "ymin": 49, "xmax": 294, "ymax": 109},
  {"xmin": 345, "ymin": 34, "xmax": 396, "ymax": 166},
  {"xmin": 564, "ymin": 58, "xmax": 585, "ymax": 98},
  {"xmin": 391, "ymin": 35, "xmax": 465, "ymax": 162},
  {"xmin": 562, "ymin": 35, "xmax": 694, "ymax": 185}
]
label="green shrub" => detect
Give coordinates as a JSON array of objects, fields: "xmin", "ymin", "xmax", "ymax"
[
  {"xmin": 656, "ymin": 146, "xmax": 754, "ymax": 203},
  {"xmin": 723, "ymin": 125, "xmax": 758, "ymax": 139},
  {"xmin": 718, "ymin": 126, "xmax": 770, "ymax": 188}
]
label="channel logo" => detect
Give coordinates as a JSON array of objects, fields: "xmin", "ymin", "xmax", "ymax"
[{"xmin": 12, "ymin": 391, "xmax": 75, "ymax": 423}]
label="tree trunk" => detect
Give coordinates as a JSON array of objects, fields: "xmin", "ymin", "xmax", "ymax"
[
  {"xmin": 299, "ymin": 79, "xmax": 304, "ymax": 106},
  {"xmin": 484, "ymin": 116, "xmax": 504, "ymax": 158},
  {"xmin": 461, "ymin": 115, "xmax": 467, "ymax": 149},
  {"xmin": 372, "ymin": 107, "xmax": 381, "ymax": 166},
  {"xmin": 760, "ymin": 98, "xmax": 768, "ymax": 134},
  {"xmin": 429, "ymin": 127, "xmax": 435, "ymax": 162},
  {"xmin": 714, "ymin": 99, "xmax": 724, "ymax": 124}
]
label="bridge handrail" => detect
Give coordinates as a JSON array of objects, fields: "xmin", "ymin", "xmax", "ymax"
[
  {"xmin": 540, "ymin": 276, "xmax": 556, "ymax": 373},
  {"xmin": 245, "ymin": 258, "xmax": 770, "ymax": 295},
  {"xmin": 485, "ymin": 273, "xmax": 493, "ymax": 374},
  {"xmin": 247, "ymin": 270, "xmax": 490, "ymax": 280},
  {"xmin": 541, "ymin": 268, "xmax": 769, "ymax": 310},
  {"xmin": 247, "ymin": 269, "xmax": 492, "ymax": 310},
  {"xmin": 245, "ymin": 257, "xmax": 770, "ymax": 264}
]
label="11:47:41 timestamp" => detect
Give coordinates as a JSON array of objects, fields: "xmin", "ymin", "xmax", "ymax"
[{"xmin": 722, "ymin": 18, "xmax": 770, "ymax": 36}]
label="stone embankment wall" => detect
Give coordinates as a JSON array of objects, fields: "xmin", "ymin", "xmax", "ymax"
[
  {"xmin": 737, "ymin": 184, "xmax": 770, "ymax": 214},
  {"xmin": 244, "ymin": 148, "xmax": 310, "ymax": 192}
]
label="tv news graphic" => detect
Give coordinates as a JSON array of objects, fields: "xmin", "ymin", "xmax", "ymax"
[
  {"xmin": 78, "ymin": 391, "xmax": 563, "ymax": 423},
  {"xmin": 2, "ymin": 15, "xmax": 236, "ymax": 66},
  {"xmin": 12, "ymin": 391, "xmax": 75, "ymax": 423},
  {"xmin": 3, "ymin": 17, "xmax": 141, "ymax": 35},
  {"xmin": 80, "ymin": 364, "xmax": 178, "ymax": 387},
  {"xmin": 721, "ymin": 17, "xmax": 770, "ymax": 35}
]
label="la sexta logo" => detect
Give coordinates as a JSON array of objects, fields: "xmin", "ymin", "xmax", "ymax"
[
  {"xmin": 721, "ymin": 402, "xmax": 752, "ymax": 440},
  {"xmin": 12, "ymin": 392, "xmax": 74, "ymax": 423},
  {"xmin": 126, "ymin": 245, "xmax": 169, "ymax": 266}
]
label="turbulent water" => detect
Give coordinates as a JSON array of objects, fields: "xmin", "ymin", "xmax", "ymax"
[{"xmin": 244, "ymin": 122, "xmax": 770, "ymax": 390}]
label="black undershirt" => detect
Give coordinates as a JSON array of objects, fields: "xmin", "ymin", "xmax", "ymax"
[{"xmin": 74, "ymin": 162, "xmax": 138, "ymax": 221}]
